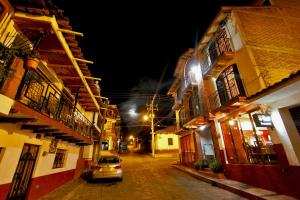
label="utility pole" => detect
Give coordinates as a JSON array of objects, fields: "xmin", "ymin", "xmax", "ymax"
[{"xmin": 146, "ymin": 102, "xmax": 158, "ymax": 158}]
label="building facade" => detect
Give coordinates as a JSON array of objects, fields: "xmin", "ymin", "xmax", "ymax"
[
  {"xmin": 154, "ymin": 125, "xmax": 179, "ymax": 156},
  {"xmin": 0, "ymin": 0, "xmax": 105, "ymax": 199},
  {"xmin": 168, "ymin": 49, "xmax": 221, "ymax": 168},
  {"xmin": 196, "ymin": 0, "xmax": 300, "ymax": 198},
  {"xmin": 101, "ymin": 105, "xmax": 121, "ymax": 152}
]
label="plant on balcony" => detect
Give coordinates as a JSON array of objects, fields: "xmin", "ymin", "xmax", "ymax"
[
  {"xmin": 40, "ymin": 54, "xmax": 48, "ymax": 67},
  {"xmin": 26, "ymin": 50, "xmax": 41, "ymax": 70},
  {"xmin": 208, "ymin": 160, "xmax": 223, "ymax": 173},
  {"xmin": 0, "ymin": 44, "xmax": 15, "ymax": 84}
]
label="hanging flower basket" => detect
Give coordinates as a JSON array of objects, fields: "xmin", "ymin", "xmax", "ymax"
[{"xmin": 26, "ymin": 57, "xmax": 39, "ymax": 70}]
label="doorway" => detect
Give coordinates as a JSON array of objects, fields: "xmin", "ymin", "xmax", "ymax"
[{"xmin": 7, "ymin": 143, "xmax": 39, "ymax": 200}]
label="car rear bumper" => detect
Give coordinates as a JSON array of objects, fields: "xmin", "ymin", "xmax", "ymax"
[{"xmin": 92, "ymin": 170, "xmax": 123, "ymax": 179}]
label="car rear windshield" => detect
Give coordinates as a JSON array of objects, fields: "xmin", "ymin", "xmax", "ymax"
[{"xmin": 98, "ymin": 156, "xmax": 119, "ymax": 164}]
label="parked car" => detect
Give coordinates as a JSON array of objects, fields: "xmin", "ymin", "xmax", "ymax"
[
  {"xmin": 90, "ymin": 155, "xmax": 123, "ymax": 181},
  {"xmin": 119, "ymin": 142, "xmax": 128, "ymax": 153}
]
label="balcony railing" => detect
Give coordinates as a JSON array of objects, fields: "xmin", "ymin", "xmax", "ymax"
[
  {"xmin": 208, "ymin": 37, "xmax": 233, "ymax": 65},
  {"xmin": 202, "ymin": 38, "xmax": 234, "ymax": 76},
  {"xmin": 208, "ymin": 83, "xmax": 244, "ymax": 112},
  {"xmin": 16, "ymin": 70, "xmax": 93, "ymax": 138}
]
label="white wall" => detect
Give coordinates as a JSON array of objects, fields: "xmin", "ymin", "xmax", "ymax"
[
  {"xmin": 0, "ymin": 123, "xmax": 80, "ymax": 185},
  {"xmin": 226, "ymin": 15, "xmax": 244, "ymax": 51}
]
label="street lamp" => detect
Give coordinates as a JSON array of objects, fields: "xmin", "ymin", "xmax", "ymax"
[{"xmin": 143, "ymin": 112, "xmax": 155, "ymax": 158}]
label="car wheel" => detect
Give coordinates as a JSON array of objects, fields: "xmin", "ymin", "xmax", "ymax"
[{"xmin": 118, "ymin": 177, "xmax": 123, "ymax": 182}]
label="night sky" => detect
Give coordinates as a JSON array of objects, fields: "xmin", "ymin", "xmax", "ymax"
[{"xmin": 53, "ymin": 0, "xmax": 253, "ymax": 133}]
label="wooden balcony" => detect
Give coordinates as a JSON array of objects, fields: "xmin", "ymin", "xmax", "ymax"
[
  {"xmin": 208, "ymin": 86, "xmax": 247, "ymax": 114},
  {"xmin": 202, "ymin": 38, "xmax": 235, "ymax": 78},
  {"xmin": 0, "ymin": 69, "xmax": 94, "ymax": 146}
]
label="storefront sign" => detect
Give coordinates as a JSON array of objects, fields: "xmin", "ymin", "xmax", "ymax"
[{"xmin": 253, "ymin": 114, "xmax": 273, "ymax": 127}]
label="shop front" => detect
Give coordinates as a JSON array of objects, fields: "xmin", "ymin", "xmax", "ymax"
[
  {"xmin": 220, "ymin": 108, "xmax": 278, "ymax": 165},
  {"xmin": 216, "ymin": 104, "xmax": 300, "ymax": 198}
]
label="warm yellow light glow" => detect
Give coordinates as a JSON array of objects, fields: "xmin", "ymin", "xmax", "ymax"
[
  {"xmin": 229, "ymin": 120, "xmax": 235, "ymax": 126},
  {"xmin": 143, "ymin": 115, "xmax": 149, "ymax": 121},
  {"xmin": 199, "ymin": 125, "xmax": 206, "ymax": 131},
  {"xmin": 129, "ymin": 135, "xmax": 134, "ymax": 140}
]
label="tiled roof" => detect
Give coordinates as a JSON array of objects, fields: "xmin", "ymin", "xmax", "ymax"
[{"xmin": 247, "ymin": 69, "xmax": 300, "ymax": 100}]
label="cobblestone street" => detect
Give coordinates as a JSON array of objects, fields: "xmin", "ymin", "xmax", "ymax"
[{"xmin": 41, "ymin": 153, "xmax": 245, "ymax": 200}]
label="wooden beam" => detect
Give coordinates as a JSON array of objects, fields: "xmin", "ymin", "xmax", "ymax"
[
  {"xmin": 57, "ymin": 28, "xmax": 84, "ymax": 37},
  {"xmin": 39, "ymin": 49, "xmax": 66, "ymax": 54},
  {"xmin": 84, "ymin": 76, "xmax": 101, "ymax": 81},
  {"xmin": 74, "ymin": 58, "xmax": 93, "ymax": 64},
  {"xmin": 33, "ymin": 128, "xmax": 59, "ymax": 133},
  {"xmin": 21, "ymin": 124, "xmax": 49, "ymax": 130},
  {"xmin": 0, "ymin": 117, "xmax": 36, "ymax": 123},
  {"xmin": 59, "ymin": 76, "xmax": 82, "ymax": 79},
  {"xmin": 48, "ymin": 63, "xmax": 74, "ymax": 68},
  {"xmin": 44, "ymin": 132, "xmax": 66, "ymax": 137}
]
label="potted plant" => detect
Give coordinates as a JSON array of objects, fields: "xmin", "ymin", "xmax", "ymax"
[
  {"xmin": 26, "ymin": 50, "xmax": 41, "ymax": 70},
  {"xmin": 208, "ymin": 160, "xmax": 223, "ymax": 173},
  {"xmin": 0, "ymin": 44, "xmax": 16, "ymax": 84},
  {"xmin": 194, "ymin": 160, "xmax": 202, "ymax": 170}
]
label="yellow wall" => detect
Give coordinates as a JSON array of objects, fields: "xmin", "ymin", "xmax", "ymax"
[{"xmin": 156, "ymin": 134, "xmax": 179, "ymax": 150}]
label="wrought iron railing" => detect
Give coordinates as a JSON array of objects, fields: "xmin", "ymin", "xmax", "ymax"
[
  {"xmin": 16, "ymin": 70, "xmax": 93, "ymax": 138},
  {"xmin": 201, "ymin": 38, "xmax": 233, "ymax": 75},
  {"xmin": 208, "ymin": 83, "xmax": 243, "ymax": 112}
]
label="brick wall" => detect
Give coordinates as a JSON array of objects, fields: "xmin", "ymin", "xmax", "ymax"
[{"xmin": 234, "ymin": 8, "xmax": 300, "ymax": 87}]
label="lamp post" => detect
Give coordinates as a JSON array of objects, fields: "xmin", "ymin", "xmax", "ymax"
[{"xmin": 144, "ymin": 103, "xmax": 157, "ymax": 158}]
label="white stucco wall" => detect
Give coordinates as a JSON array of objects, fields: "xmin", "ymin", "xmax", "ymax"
[{"xmin": 0, "ymin": 124, "xmax": 80, "ymax": 185}]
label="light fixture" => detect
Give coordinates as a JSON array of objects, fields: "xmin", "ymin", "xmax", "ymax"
[
  {"xmin": 229, "ymin": 119, "xmax": 235, "ymax": 126},
  {"xmin": 199, "ymin": 125, "xmax": 206, "ymax": 131},
  {"xmin": 143, "ymin": 115, "xmax": 149, "ymax": 121},
  {"xmin": 190, "ymin": 63, "xmax": 202, "ymax": 84}
]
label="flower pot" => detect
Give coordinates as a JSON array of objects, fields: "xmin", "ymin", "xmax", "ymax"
[{"xmin": 26, "ymin": 58, "xmax": 39, "ymax": 70}]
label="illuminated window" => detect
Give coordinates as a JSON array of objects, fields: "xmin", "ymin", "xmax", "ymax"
[
  {"xmin": 168, "ymin": 138, "xmax": 173, "ymax": 146},
  {"xmin": 53, "ymin": 149, "xmax": 66, "ymax": 169}
]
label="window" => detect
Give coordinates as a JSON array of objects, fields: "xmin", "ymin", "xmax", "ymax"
[
  {"xmin": 168, "ymin": 138, "xmax": 173, "ymax": 146},
  {"xmin": 0, "ymin": 147, "xmax": 5, "ymax": 164},
  {"xmin": 289, "ymin": 106, "xmax": 300, "ymax": 134},
  {"xmin": 98, "ymin": 156, "xmax": 120, "ymax": 164},
  {"xmin": 53, "ymin": 149, "xmax": 66, "ymax": 168},
  {"xmin": 216, "ymin": 64, "xmax": 246, "ymax": 106}
]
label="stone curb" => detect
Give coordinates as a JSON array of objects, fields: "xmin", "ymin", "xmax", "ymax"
[{"xmin": 172, "ymin": 164, "xmax": 297, "ymax": 200}]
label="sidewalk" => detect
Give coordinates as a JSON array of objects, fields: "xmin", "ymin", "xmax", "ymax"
[{"xmin": 172, "ymin": 164, "xmax": 297, "ymax": 200}]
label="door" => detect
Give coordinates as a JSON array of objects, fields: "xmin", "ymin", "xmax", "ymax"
[{"xmin": 7, "ymin": 144, "xmax": 39, "ymax": 200}]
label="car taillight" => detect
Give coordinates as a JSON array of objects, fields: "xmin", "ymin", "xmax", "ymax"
[
  {"xmin": 91, "ymin": 165, "xmax": 101, "ymax": 170},
  {"xmin": 114, "ymin": 165, "xmax": 121, "ymax": 169}
]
